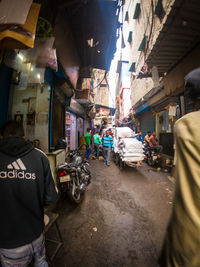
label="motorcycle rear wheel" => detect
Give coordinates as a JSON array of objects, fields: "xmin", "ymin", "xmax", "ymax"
[{"xmin": 147, "ymin": 157, "xmax": 154, "ymax": 166}]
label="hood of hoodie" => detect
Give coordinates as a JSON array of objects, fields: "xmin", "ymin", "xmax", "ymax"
[{"xmin": 0, "ymin": 136, "xmax": 34, "ymax": 157}]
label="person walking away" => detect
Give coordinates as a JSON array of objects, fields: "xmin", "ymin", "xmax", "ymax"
[
  {"xmin": 0, "ymin": 120, "xmax": 57, "ymax": 266},
  {"xmin": 149, "ymin": 131, "xmax": 163, "ymax": 154},
  {"xmin": 136, "ymin": 131, "xmax": 143, "ymax": 143},
  {"xmin": 158, "ymin": 68, "xmax": 200, "ymax": 267},
  {"xmin": 101, "ymin": 130, "xmax": 113, "ymax": 166},
  {"xmin": 84, "ymin": 128, "xmax": 92, "ymax": 160},
  {"xmin": 144, "ymin": 131, "xmax": 151, "ymax": 146},
  {"xmin": 93, "ymin": 131, "xmax": 101, "ymax": 159}
]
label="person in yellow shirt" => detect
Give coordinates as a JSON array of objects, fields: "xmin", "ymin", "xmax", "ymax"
[
  {"xmin": 144, "ymin": 131, "xmax": 151, "ymax": 145},
  {"xmin": 159, "ymin": 68, "xmax": 200, "ymax": 267}
]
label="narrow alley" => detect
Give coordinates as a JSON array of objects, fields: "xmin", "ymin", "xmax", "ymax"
[
  {"xmin": 52, "ymin": 160, "xmax": 174, "ymax": 267},
  {"xmin": 0, "ymin": 1, "xmax": 199, "ymax": 267}
]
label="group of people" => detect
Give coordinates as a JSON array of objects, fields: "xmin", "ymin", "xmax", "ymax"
[
  {"xmin": 136, "ymin": 130, "xmax": 163, "ymax": 154},
  {"xmin": 84, "ymin": 128, "xmax": 113, "ymax": 166}
]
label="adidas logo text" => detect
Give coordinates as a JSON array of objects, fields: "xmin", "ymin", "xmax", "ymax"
[
  {"xmin": 0, "ymin": 158, "xmax": 36, "ymax": 180},
  {"xmin": 0, "ymin": 170, "xmax": 36, "ymax": 180}
]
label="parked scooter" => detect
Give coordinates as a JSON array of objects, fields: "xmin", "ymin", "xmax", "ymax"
[
  {"xmin": 57, "ymin": 145, "xmax": 91, "ymax": 204},
  {"xmin": 144, "ymin": 145, "xmax": 161, "ymax": 167}
]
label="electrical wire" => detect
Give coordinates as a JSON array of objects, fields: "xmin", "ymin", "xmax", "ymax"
[{"xmin": 90, "ymin": 71, "xmax": 107, "ymax": 90}]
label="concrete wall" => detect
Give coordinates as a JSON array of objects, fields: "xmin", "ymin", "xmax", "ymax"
[
  {"xmin": 122, "ymin": 0, "xmax": 175, "ymax": 107},
  {"xmin": 11, "ymin": 84, "xmax": 37, "ymax": 141},
  {"xmin": 120, "ymin": 87, "xmax": 131, "ymax": 119},
  {"xmin": 93, "ymin": 69, "xmax": 109, "ymax": 107},
  {"xmin": 34, "ymin": 83, "xmax": 50, "ymax": 152},
  {"xmin": 130, "ymin": 77, "xmax": 154, "ymax": 106},
  {"xmin": 11, "ymin": 83, "xmax": 50, "ymax": 152}
]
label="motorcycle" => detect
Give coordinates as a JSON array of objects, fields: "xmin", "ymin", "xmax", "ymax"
[
  {"xmin": 57, "ymin": 145, "xmax": 91, "ymax": 204},
  {"xmin": 144, "ymin": 145, "xmax": 160, "ymax": 167}
]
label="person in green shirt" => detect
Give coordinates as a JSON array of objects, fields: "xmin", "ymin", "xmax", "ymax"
[
  {"xmin": 93, "ymin": 131, "xmax": 101, "ymax": 159},
  {"xmin": 84, "ymin": 128, "xmax": 91, "ymax": 159}
]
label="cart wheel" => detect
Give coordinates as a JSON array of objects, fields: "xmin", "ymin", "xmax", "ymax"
[{"xmin": 119, "ymin": 159, "xmax": 124, "ymax": 171}]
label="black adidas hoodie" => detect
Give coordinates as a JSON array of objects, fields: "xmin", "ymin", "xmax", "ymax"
[{"xmin": 0, "ymin": 136, "xmax": 57, "ymax": 249}]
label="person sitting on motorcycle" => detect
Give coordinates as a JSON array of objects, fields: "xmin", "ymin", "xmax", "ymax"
[
  {"xmin": 149, "ymin": 131, "xmax": 163, "ymax": 154},
  {"xmin": 144, "ymin": 131, "xmax": 151, "ymax": 146},
  {"xmin": 136, "ymin": 131, "xmax": 143, "ymax": 143}
]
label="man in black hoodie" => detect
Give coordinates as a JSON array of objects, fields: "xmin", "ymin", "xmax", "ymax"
[{"xmin": 0, "ymin": 120, "xmax": 57, "ymax": 266}]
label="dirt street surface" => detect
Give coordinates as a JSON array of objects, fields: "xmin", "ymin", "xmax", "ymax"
[{"xmin": 51, "ymin": 159, "xmax": 174, "ymax": 267}]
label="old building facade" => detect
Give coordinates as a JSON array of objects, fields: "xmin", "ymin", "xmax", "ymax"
[{"xmin": 116, "ymin": 0, "xmax": 200, "ymax": 157}]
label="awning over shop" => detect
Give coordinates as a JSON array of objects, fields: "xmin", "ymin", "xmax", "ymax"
[
  {"xmin": 54, "ymin": 9, "xmax": 80, "ymax": 89},
  {"xmin": 135, "ymin": 102, "xmax": 151, "ymax": 115},
  {"xmin": 0, "ymin": 3, "xmax": 41, "ymax": 49},
  {"xmin": 152, "ymin": 96, "xmax": 178, "ymax": 112},
  {"xmin": 38, "ymin": 0, "xmax": 120, "ymax": 80},
  {"xmin": 146, "ymin": 0, "xmax": 200, "ymax": 76}
]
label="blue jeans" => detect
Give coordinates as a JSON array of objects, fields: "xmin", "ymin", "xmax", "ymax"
[
  {"xmin": 93, "ymin": 143, "xmax": 100, "ymax": 159},
  {"xmin": 0, "ymin": 234, "xmax": 48, "ymax": 267},
  {"xmin": 85, "ymin": 145, "xmax": 92, "ymax": 159}
]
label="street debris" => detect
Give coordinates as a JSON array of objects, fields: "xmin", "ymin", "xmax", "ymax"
[{"xmin": 168, "ymin": 176, "xmax": 175, "ymax": 184}]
